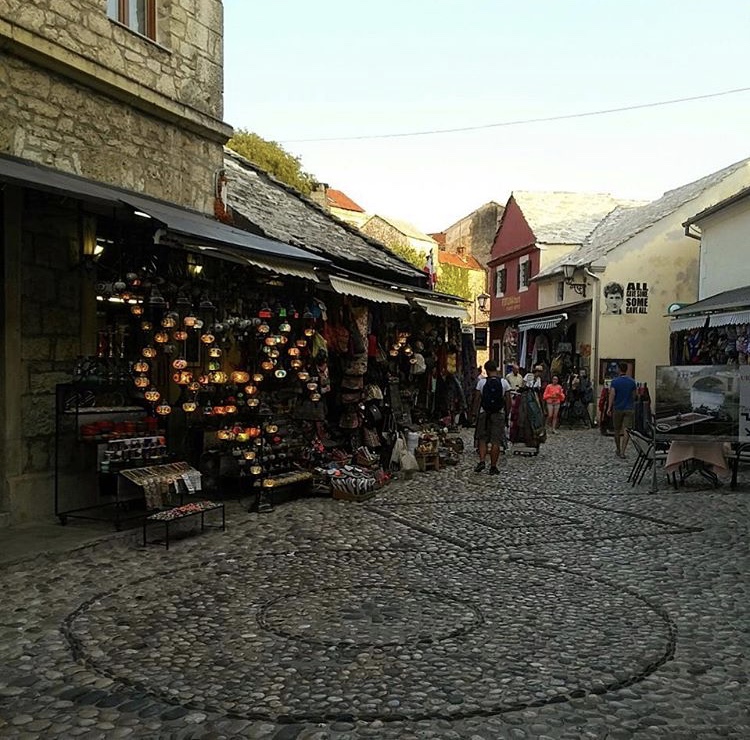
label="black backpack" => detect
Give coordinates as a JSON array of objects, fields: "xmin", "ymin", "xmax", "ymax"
[{"xmin": 481, "ymin": 376, "xmax": 505, "ymax": 414}]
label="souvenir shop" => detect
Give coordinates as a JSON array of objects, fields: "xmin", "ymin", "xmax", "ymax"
[{"xmin": 55, "ymin": 232, "xmax": 469, "ymax": 524}]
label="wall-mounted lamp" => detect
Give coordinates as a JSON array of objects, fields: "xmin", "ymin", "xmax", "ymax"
[
  {"xmin": 80, "ymin": 215, "xmax": 104, "ymax": 264},
  {"xmin": 561, "ymin": 264, "xmax": 587, "ymax": 297},
  {"xmin": 476, "ymin": 292, "xmax": 490, "ymax": 313}
]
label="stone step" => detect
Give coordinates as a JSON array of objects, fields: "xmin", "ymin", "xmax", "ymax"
[{"xmin": 0, "ymin": 512, "xmax": 10, "ymax": 529}]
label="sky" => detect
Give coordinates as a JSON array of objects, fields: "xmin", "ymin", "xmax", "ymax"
[{"xmin": 222, "ymin": 0, "xmax": 750, "ymax": 234}]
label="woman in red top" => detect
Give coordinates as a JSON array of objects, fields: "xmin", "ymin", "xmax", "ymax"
[{"xmin": 542, "ymin": 375, "xmax": 566, "ymax": 434}]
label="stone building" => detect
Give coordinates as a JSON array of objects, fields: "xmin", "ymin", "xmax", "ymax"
[{"xmin": 0, "ymin": 0, "xmax": 232, "ymax": 523}]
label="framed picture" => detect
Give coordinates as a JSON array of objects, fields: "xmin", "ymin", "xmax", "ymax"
[{"xmin": 599, "ymin": 358, "xmax": 635, "ymax": 385}]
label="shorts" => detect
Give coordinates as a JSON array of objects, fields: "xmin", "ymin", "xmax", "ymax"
[
  {"xmin": 612, "ymin": 409, "xmax": 634, "ymax": 436},
  {"xmin": 475, "ymin": 411, "xmax": 505, "ymax": 445}
]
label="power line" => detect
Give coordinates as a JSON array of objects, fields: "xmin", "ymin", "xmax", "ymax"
[{"xmin": 281, "ymin": 86, "xmax": 750, "ymax": 143}]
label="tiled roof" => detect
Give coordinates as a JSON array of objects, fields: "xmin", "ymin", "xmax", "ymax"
[
  {"xmin": 438, "ymin": 251, "xmax": 484, "ymax": 271},
  {"xmin": 223, "ymin": 148, "xmax": 425, "ymax": 283},
  {"xmin": 368, "ymin": 214, "xmax": 438, "ymax": 244},
  {"xmin": 512, "ymin": 191, "xmax": 641, "ymax": 245},
  {"xmin": 537, "ymin": 157, "xmax": 750, "ymax": 279},
  {"xmin": 326, "ymin": 188, "xmax": 365, "ymax": 212},
  {"xmin": 430, "ymin": 232, "xmax": 447, "ymax": 247}
]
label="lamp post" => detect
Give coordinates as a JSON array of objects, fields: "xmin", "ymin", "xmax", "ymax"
[
  {"xmin": 474, "ymin": 292, "xmax": 490, "ymax": 365},
  {"xmin": 561, "ymin": 265, "xmax": 587, "ymax": 297}
]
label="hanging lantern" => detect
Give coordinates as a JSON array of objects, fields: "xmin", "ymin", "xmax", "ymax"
[
  {"xmin": 264, "ymin": 336, "xmax": 276, "ymax": 347},
  {"xmin": 404, "ymin": 346, "xmax": 414, "ymax": 356},
  {"xmin": 250, "ymin": 464, "xmax": 263, "ymax": 476},
  {"xmin": 213, "ymin": 405, "xmax": 226, "ymax": 415},
  {"xmin": 258, "ymin": 323, "xmax": 270, "ymax": 334},
  {"xmin": 142, "ymin": 346, "xmax": 158, "ymax": 358},
  {"xmin": 134, "ymin": 375, "xmax": 149, "ymax": 389},
  {"xmin": 173, "ymin": 330, "xmax": 188, "ymax": 342},
  {"xmin": 224, "ymin": 404, "xmax": 238, "ymax": 414},
  {"xmin": 198, "ymin": 374, "xmax": 211, "ymax": 386},
  {"xmin": 208, "ymin": 346, "xmax": 222, "ymax": 358},
  {"xmin": 310, "ymin": 392, "xmax": 321, "ymax": 402},
  {"xmin": 274, "ymin": 368, "xmax": 287, "ymax": 379},
  {"xmin": 216, "ymin": 429, "xmax": 234, "ymax": 441},
  {"xmin": 279, "ymin": 321, "xmax": 292, "ymax": 333},
  {"xmin": 304, "ymin": 327, "xmax": 315, "ymax": 337},
  {"xmin": 243, "ymin": 450, "xmax": 256, "ymax": 461},
  {"xmin": 290, "ymin": 358, "xmax": 303, "ymax": 369},
  {"xmin": 172, "ymin": 357, "xmax": 188, "ymax": 370},
  {"xmin": 296, "ymin": 339, "xmax": 308, "ymax": 348},
  {"xmin": 252, "ymin": 373, "xmax": 264, "ymax": 383},
  {"xmin": 208, "ymin": 360, "xmax": 222, "ymax": 371},
  {"xmin": 269, "ymin": 349, "xmax": 280, "ymax": 359},
  {"xmin": 278, "ymin": 335, "xmax": 288, "ymax": 345},
  {"xmin": 231, "ymin": 370, "xmax": 250, "ymax": 384},
  {"xmin": 184, "ymin": 315, "xmax": 198, "ymax": 328},
  {"xmin": 389, "ymin": 348, "xmax": 399, "ymax": 357},
  {"xmin": 130, "ymin": 304, "xmax": 144, "ymax": 317},
  {"xmin": 173, "ymin": 370, "xmax": 193, "ymax": 385},
  {"xmin": 182, "ymin": 400, "xmax": 198, "ymax": 413},
  {"xmin": 261, "ymin": 360, "xmax": 274, "ymax": 371},
  {"xmin": 154, "ymin": 331, "xmax": 169, "ymax": 344},
  {"xmin": 247, "ymin": 398, "xmax": 260, "ymax": 408},
  {"xmin": 244, "ymin": 384, "xmax": 258, "ymax": 396},
  {"xmin": 140, "ymin": 321, "xmax": 154, "ymax": 332},
  {"xmin": 288, "ymin": 347, "xmax": 300, "ymax": 357},
  {"xmin": 144, "ymin": 387, "xmax": 161, "ymax": 402},
  {"xmin": 297, "ymin": 371, "xmax": 310, "ymax": 381},
  {"xmin": 210, "ymin": 371, "xmax": 228, "ymax": 384},
  {"xmin": 188, "ymin": 381, "xmax": 201, "ymax": 392},
  {"xmin": 161, "ymin": 312, "xmax": 178, "ymax": 329},
  {"xmin": 155, "ymin": 402, "xmax": 172, "ymax": 416},
  {"xmin": 133, "ymin": 360, "xmax": 149, "ymax": 373},
  {"xmin": 200, "ymin": 333, "xmax": 215, "ymax": 344}
]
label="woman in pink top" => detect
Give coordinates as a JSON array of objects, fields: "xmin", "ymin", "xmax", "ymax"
[{"xmin": 542, "ymin": 375, "xmax": 566, "ymax": 434}]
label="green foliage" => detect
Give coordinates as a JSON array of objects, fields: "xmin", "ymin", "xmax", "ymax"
[
  {"xmin": 226, "ymin": 130, "xmax": 317, "ymax": 195},
  {"xmin": 383, "ymin": 240, "xmax": 426, "ymax": 270},
  {"xmin": 438, "ymin": 263, "xmax": 472, "ymax": 301}
]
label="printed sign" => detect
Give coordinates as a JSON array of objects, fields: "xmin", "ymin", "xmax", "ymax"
[{"xmin": 625, "ymin": 282, "xmax": 649, "ymax": 314}]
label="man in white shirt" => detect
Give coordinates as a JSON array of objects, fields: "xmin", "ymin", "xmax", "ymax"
[
  {"xmin": 505, "ymin": 363, "xmax": 524, "ymax": 391},
  {"xmin": 471, "ymin": 360, "xmax": 512, "ymax": 475}
]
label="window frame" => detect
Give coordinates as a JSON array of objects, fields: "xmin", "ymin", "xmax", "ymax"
[
  {"xmin": 108, "ymin": 0, "xmax": 157, "ymax": 41},
  {"xmin": 518, "ymin": 256, "xmax": 531, "ymax": 292},
  {"xmin": 494, "ymin": 264, "xmax": 507, "ymax": 297}
]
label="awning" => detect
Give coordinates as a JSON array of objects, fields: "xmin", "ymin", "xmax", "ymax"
[
  {"xmin": 413, "ymin": 297, "xmax": 469, "ymax": 320},
  {"xmin": 329, "ymin": 275, "xmax": 409, "ymax": 304},
  {"xmin": 0, "ymin": 154, "xmax": 328, "ymax": 269},
  {"xmin": 518, "ymin": 313, "xmax": 568, "ymax": 332},
  {"xmin": 670, "ymin": 310, "xmax": 750, "ymax": 333},
  {"xmin": 669, "ymin": 285, "xmax": 750, "ymax": 316}
]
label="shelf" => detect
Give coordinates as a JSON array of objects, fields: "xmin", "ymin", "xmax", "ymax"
[{"xmin": 65, "ymin": 406, "xmax": 145, "ymax": 415}]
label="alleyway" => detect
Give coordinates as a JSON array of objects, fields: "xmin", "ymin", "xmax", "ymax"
[{"xmin": 0, "ymin": 428, "xmax": 748, "ymax": 739}]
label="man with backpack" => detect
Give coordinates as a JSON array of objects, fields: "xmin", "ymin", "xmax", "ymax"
[{"xmin": 471, "ymin": 359, "xmax": 512, "ymax": 475}]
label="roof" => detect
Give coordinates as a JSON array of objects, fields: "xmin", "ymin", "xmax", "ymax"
[
  {"xmin": 326, "ymin": 188, "xmax": 365, "ymax": 212},
  {"xmin": 670, "ymin": 285, "xmax": 750, "ymax": 316},
  {"xmin": 367, "ymin": 214, "xmax": 438, "ymax": 244},
  {"xmin": 429, "ymin": 232, "xmax": 446, "ymax": 247},
  {"xmin": 223, "ymin": 148, "xmax": 426, "ymax": 283},
  {"xmin": 684, "ymin": 183, "xmax": 750, "ymax": 227},
  {"xmin": 438, "ymin": 251, "xmax": 484, "ymax": 271},
  {"xmin": 537, "ymin": 156, "xmax": 750, "ymax": 279},
  {"xmin": 511, "ymin": 191, "xmax": 637, "ymax": 245}
]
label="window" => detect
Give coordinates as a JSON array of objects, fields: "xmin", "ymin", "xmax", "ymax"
[
  {"xmin": 518, "ymin": 256, "xmax": 531, "ymax": 291},
  {"xmin": 108, "ymin": 0, "xmax": 157, "ymax": 40},
  {"xmin": 557, "ymin": 281, "xmax": 565, "ymax": 302},
  {"xmin": 474, "ymin": 327, "xmax": 488, "ymax": 348},
  {"xmin": 494, "ymin": 265, "xmax": 507, "ymax": 297}
]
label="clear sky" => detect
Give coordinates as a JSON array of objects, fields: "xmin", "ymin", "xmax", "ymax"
[{"xmin": 223, "ymin": 0, "xmax": 750, "ymax": 234}]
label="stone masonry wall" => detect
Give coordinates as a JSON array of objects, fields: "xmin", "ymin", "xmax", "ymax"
[
  {"xmin": 2, "ymin": 0, "xmax": 224, "ymax": 120},
  {"xmin": 0, "ymin": 52, "xmax": 222, "ymax": 213}
]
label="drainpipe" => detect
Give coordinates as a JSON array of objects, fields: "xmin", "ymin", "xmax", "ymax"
[{"xmin": 584, "ymin": 266, "xmax": 602, "ymax": 419}]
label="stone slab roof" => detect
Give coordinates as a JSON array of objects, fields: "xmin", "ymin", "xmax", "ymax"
[
  {"xmin": 365, "ymin": 214, "xmax": 438, "ymax": 244},
  {"xmin": 223, "ymin": 149, "xmax": 425, "ymax": 283},
  {"xmin": 537, "ymin": 157, "xmax": 750, "ymax": 279},
  {"xmin": 512, "ymin": 191, "xmax": 640, "ymax": 245}
]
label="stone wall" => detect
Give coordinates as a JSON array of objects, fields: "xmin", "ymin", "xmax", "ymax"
[
  {"xmin": 444, "ymin": 203, "xmax": 503, "ymax": 268},
  {"xmin": 0, "ymin": 52, "xmax": 223, "ymax": 213},
  {"xmin": 2, "ymin": 0, "xmax": 225, "ymax": 120}
]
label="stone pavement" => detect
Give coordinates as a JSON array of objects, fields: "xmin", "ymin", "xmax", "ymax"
[{"xmin": 0, "ymin": 428, "xmax": 748, "ymax": 739}]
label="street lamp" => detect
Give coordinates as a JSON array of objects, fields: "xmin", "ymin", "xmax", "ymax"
[
  {"xmin": 561, "ymin": 264, "xmax": 587, "ymax": 297},
  {"xmin": 476, "ymin": 292, "xmax": 490, "ymax": 313}
]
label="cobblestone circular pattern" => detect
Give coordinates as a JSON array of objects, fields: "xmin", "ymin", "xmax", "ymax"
[
  {"xmin": 258, "ymin": 586, "xmax": 481, "ymax": 647},
  {"xmin": 64, "ymin": 557, "xmax": 675, "ymax": 722}
]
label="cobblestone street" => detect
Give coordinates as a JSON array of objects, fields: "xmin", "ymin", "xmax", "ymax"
[{"xmin": 1, "ymin": 428, "xmax": 748, "ymax": 739}]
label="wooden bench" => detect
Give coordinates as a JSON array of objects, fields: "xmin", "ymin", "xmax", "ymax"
[{"xmin": 143, "ymin": 500, "xmax": 225, "ymax": 550}]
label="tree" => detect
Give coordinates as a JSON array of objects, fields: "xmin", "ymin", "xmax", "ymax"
[
  {"xmin": 226, "ymin": 130, "xmax": 317, "ymax": 195},
  {"xmin": 437, "ymin": 263, "xmax": 473, "ymax": 301}
]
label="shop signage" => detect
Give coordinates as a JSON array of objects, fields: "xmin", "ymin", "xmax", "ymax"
[
  {"xmin": 625, "ymin": 282, "xmax": 649, "ymax": 314},
  {"xmin": 500, "ymin": 295, "xmax": 521, "ymax": 312}
]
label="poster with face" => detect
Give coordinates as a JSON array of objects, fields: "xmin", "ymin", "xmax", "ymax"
[
  {"xmin": 602, "ymin": 281, "xmax": 650, "ymax": 314},
  {"xmin": 602, "ymin": 281, "xmax": 624, "ymax": 314}
]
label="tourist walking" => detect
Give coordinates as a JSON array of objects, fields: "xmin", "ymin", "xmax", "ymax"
[
  {"xmin": 505, "ymin": 363, "xmax": 525, "ymax": 391},
  {"xmin": 608, "ymin": 362, "xmax": 636, "ymax": 458},
  {"xmin": 542, "ymin": 375, "xmax": 565, "ymax": 433},
  {"xmin": 471, "ymin": 360, "xmax": 511, "ymax": 475}
]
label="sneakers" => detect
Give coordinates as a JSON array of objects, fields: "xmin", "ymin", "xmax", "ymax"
[
  {"xmin": 489, "ymin": 466, "xmax": 500, "ymax": 475},
  {"xmin": 474, "ymin": 461, "xmax": 486, "ymax": 473}
]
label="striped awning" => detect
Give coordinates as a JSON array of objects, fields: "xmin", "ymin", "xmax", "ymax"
[
  {"xmin": 244, "ymin": 255, "xmax": 319, "ymax": 282},
  {"xmin": 670, "ymin": 309, "xmax": 750, "ymax": 333},
  {"xmin": 329, "ymin": 275, "xmax": 409, "ymax": 304},
  {"xmin": 413, "ymin": 297, "xmax": 469, "ymax": 320},
  {"xmin": 518, "ymin": 313, "xmax": 568, "ymax": 332}
]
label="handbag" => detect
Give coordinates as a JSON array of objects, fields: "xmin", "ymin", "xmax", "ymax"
[{"xmin": 365, "ymin": 402, "xmax": 383, "ymax": 425}]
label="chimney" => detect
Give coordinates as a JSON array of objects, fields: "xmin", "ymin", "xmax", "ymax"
[{"xmin": 309, "ymin": 182, "xmax": 329, "ymax": 210}]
